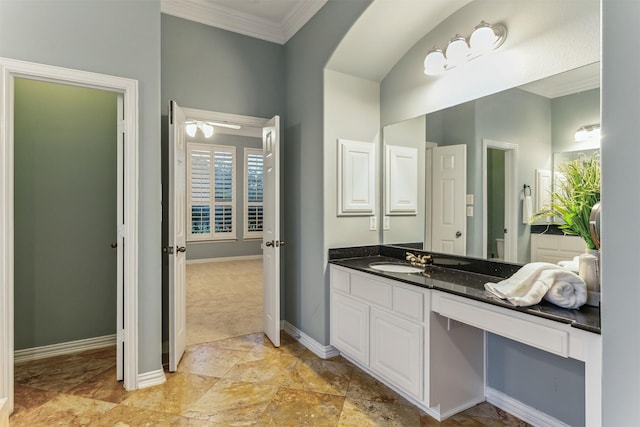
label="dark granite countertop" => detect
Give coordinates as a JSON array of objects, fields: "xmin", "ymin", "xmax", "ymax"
[{"xmin": 328, "ymin": 246, "xmax": 600, "ymax": 334}]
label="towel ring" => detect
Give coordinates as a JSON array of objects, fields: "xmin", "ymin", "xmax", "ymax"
[{"xmin": 523, "ymin": 184, "xmax": 532, "ymax": 197}]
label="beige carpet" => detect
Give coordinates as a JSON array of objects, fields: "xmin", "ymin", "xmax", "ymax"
[{"xmin": 186, "ymin": 258, "xmax": 263, "ymax": 346}]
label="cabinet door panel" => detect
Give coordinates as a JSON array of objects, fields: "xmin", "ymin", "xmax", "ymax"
[
  {"xmin": 370, "ymin": 308, "xmax": 423, "ymax": 399},
  {"xmin": 331, "ymin": 293, "xmax": 369, "ymax": 365}
]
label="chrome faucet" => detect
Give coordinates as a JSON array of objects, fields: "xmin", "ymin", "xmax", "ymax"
[{"xmin": 405, "ymin": 251, "xmax": 432, "ymax": 267}]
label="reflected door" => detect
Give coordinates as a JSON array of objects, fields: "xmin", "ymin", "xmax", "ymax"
[{"xmin": 431, "ymin": 145, "xmax": 467, "ymax": 255}]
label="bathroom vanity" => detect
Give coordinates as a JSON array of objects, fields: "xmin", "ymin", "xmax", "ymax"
[{"xmin": 329, "ymin": 245, "xmax": 601, "ymax": 425}]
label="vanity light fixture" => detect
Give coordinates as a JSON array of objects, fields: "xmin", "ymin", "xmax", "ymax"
[
  {"xmin": 184, "ymin": 120, "xmax": 241, "ymax": 138},
  {"xmin": 424, "ymin": 21, "xmax": 507, "ymax": 76},
  {"xmin": 574, "ymin": 124, "xmax": 601, "ymax": 142}
]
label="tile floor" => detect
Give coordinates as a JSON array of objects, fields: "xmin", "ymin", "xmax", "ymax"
[{"xmin": 10, "ymin": 332, "xmax": 530, "ymax": 426}]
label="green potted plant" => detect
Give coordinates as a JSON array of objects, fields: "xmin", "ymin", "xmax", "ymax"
[
  {"xmin": 532, "ymin": 153, "xmax": 601, "ymax": 249},
  {"xmin": 531, "ymin": 152, "xmax": 601, "ymax": 306}
]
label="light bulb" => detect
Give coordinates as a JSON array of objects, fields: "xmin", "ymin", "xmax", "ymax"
[
  {"xmin": 424, "ymin": 48, "xmax": 446, "ymax": 75},
  {"xmin": 201, "ymin": 122, "xmax": 214, "ymax": 138},
  {"xmin": 185, "ymin": 122, "xmax": 197, "ymax": 138},
  {"xmin": 470, "ymin": 22, "xmax": 507, "ymax": 54},
  {"xmin": 445, "ymin": 35, "xmax": 470, "ymax": 66}
]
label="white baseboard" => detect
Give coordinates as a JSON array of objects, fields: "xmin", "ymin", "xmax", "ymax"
[
  {"xmin": 14, "ymin": 334, "xmax": 116, "ymax": 363},
  {"xmin": 137, "ymin": 369, "xmax": 167, "ymax": 389},
  {"xmin": 486, "ymin": 387, "xmax": 571, "ymax": 427},
  {"xmin": 281, "ymin": 321, "xmax": 340, "ymax": 359},
  {"xmin": 0, "ymin": 398, "xmax": 8, "ymax": 427},
  {"xmin": 187, "ymin": 254, "xmax": 262, "ymax": 264}
]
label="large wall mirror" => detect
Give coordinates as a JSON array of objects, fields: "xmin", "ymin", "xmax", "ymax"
[{"xmin": 382, "ymin": 62, "xmax": 600, "ymax": 264}]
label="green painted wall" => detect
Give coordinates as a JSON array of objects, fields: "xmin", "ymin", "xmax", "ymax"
[
  {"xmin": 14, "ymin": 78, "xmax": 117, "ymax": 349},
  {"xmin": 0, "ymin": 0, "xmax": 162, "ymax": 373},
  {"xmin": 487, "ymin": 149, "xmax": 505, "ymax": 259}
]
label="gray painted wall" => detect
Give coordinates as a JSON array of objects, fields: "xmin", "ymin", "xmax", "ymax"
[
  {"xmin": 185, "ymin": 133, "xmax": 262, "ymax": 260},
  {"xmin": 425, "ymin": 89, "xmax": 552, "ymax": 263},
  {"xmin": 381, "ymin": 115, "xmax": 426, "ymax": 246},
  {"xmin": 160, "ymin": 14, "xmax": 284, "ymax": 349},
  {"xmin": 324, "ymin": 69, "xmax": 381, "ymax": 250},
  {"xmin": 0, "ymin": 0, "xmax": 162, "ymax": 374},
  {"xmin": 601, "ymin": 0, "xmax": 640, "ymax": 424},
  {"xmin": 487, "ymin": 334, "xmax": 585, "ymax": 426},
  {"xmin": 475, "ymin": 88, "xmax": 552, "ymax": 264},
  {"xmin": 551, "ymin": 88, "xmax": 600, "ymax": 154},
  {"xmin": 283, "ymin": 0, "xmax": 373, "ymax": 344},
  {"xmin": 14, "ymin": 79, "xmax": 117, "ymax": 350}
]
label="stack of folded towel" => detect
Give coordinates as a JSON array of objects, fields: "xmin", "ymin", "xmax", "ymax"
[{"xmin": 485, "ymin": 262, "xmax": 587, "ymax": 309}]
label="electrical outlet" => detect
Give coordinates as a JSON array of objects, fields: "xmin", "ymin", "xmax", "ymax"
[
  {"xmin": 466, "ymin": 194, "xmax": 474, "ymax": 205},
  {"xmin": 466, "ymin": 206, "xmax": 474, "ymax": 217},
  {"xmin": 383, "ymin": 216, "xmax": 390, "ymax": 230},
  {"xmin": 369, "ymin": 216, "xmax": 377, "ymax": 231}
]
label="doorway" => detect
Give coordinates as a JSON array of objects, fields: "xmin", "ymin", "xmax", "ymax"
[
  {"xmin": 0, "ymin": 58, "xmax": 139, "ymax": 414},
  {"xmin": 165, "ymin": 105, "xmax": 281, "ymax": 370},
  {"xmin": 482, "ymin": 139, "xmax": 518, "ymax": 262}
]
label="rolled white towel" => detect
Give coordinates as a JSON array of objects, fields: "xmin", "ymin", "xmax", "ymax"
[
  {"xmin": 557, "ymin": 255, "xmax": 580, "ymax": 273},
  {"xmin": 484, "ymin": 262, "xmax": 558, "ymax": 300},
  {"xmin": 543, "ymin": 271, "xmax": 587, "ymax": 309},
  {"xmin": 485, "ymin": 264, "xmax": 587, "ymax": 308}
]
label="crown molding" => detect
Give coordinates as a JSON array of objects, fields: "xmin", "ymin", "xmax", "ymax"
[
  {"xmin": 161, "ymin": 0, "xmax": 327, "ymax": 45},
  {"xmin": 282, "ymin": 0, "xmax": 327, "ymax": 42}
]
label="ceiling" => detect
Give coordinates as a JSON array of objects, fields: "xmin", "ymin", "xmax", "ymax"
[{"xmin": 161, "ymin": 0, "xmax": 327, "ymax": 44}]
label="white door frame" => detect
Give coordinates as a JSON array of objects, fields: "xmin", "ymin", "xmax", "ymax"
[
  {"xmin": 482, "ymin": 139, "xmax": 518, "ymax": 262},
  {"xmin": 423, "ymin": 142, "xmax": 438, "ymax": 251},
  {"xmin": 0, "ymin": 57, "xmax": 140, "ymax": 413}
]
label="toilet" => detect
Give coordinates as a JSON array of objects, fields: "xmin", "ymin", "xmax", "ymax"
[{"xmin": 496, "ymin": 238, "xmax": 504, "ymax": 259}]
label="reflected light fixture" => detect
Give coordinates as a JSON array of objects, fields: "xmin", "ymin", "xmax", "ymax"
[
  {"xmin": 185, "ymin": 120, "xmax": 241, "ymax": 138},
  {"xmin": 424, "ymin": 21, "xmax": 507, "ymax": 76},
  {"xmin": 574, "ymin": 124, "xmax": 601, "ymax": 142}
]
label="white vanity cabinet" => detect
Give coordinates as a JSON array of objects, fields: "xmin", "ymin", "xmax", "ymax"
[
  {"xmin": 330, "ymin": 265, "xmax": 425, "ymax": 400},
  {"xmin": 330, "ymin": 265, "xmax": 485, "ymax": 419},
  {"xmin": 331, "ymin": 292, "xmax": 369, "ymax": 365}
]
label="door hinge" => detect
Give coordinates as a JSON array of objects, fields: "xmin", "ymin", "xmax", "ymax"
[
  {"xmin": 118, "ymin": 224, "xmax": 126, "ymax": 238},
  {"xmin": 118, "ymin": 119, "xmax": 126, "ymax": 133},
  {"xmin": 117, "ymin": 329, "xmax": 125, "ymax": 343},
  {"xmin": 169, "ymin": 101, "xmax": 174, "ymax": 124}
]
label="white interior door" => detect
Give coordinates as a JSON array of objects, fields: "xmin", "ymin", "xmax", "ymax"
[
  {"xmin": 168, "ymin": 100, "xmax": 187, "ymax": 371},
  {"xmin": 431, "ymin": 144, "xmax": 467, "ymax": 255},
  {"xmin": 262, "ymin": 116, "xmax": 281, "ymax": 347}
]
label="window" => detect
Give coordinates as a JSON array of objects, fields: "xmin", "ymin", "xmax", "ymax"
[
  {"xmin": 187, "ymin": 143, "xmax": 236, "ymax": 241},
  {"xmin": 244, "ymin": 148, "xmax": 264, "ymax": 239}
]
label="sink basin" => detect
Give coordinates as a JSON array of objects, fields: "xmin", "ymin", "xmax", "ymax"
[{"xmin": 369, "ymin": 263, "xmax": 424, "ymax": 273}]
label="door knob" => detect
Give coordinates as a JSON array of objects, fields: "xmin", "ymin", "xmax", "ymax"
[
  {"xmin": 110, "ymin": 242, "xmax": 118, "ymax": 248},
  {"xmin": 177, "ymin": 246, "xmax": 186, "ymax": 253},
  {"xmin": 265, "ymin": 241, "xmax": 274, "ymax": 247},
  {"xmin": 455, "ymin": 231, "xmax": 462, "ymax": 238}
]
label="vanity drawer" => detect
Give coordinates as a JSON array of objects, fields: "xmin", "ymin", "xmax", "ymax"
[
  {"xmin": 351, "ymin": 274, "xmax": 392, "ymax": 309},
  {"xmin": 393, "ymin": 285, "xmax": 424, "ymax": 322},
  {"xmin": 435, "ymin": 293, "xmax": 569, "ymax": 357},
  {"xmin": 331, "ymin": 267, "xmax": 351, "ymax": 294}
]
